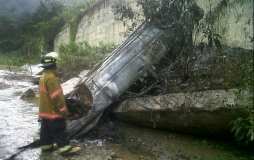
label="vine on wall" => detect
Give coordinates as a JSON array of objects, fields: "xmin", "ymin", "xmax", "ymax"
[{"xmin": 70, "ymin": 18, "xmax": 79, "ymax": 42}]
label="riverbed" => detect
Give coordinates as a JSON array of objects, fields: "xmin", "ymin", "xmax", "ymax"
[{"xmin": 0, "ymin": 68, "xmax": 252, "ymax": 160}]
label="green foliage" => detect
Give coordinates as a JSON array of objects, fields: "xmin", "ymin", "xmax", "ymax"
[
  {"xmin": 228, "ymin": 50, "xmax": 253, "ymax": 146},
  {"xmin": 0, "ymin": 0, "xmax": 65, "ymax": 55},
  {"xmin": 112, "ymin": 0, "xmax": 204, "ymax": 78},
  {"xmin": 32, "ymin": 1, "xmax": 64, "ymax": 23},
  {"xmin": 0, "ymin": 15, "xmax": 18, "ymax": 51},
  {"xmin": 70, "ymin": 18, "xmax": 79, "ymax": 42},
  {"xmin": 230, "ymin": 114, "xmax": 254, "ymax": 145},
  {"xmin": 164, "ymin": 134, "xmax": 176, "ymax": 140},
  {"xmin": 60, "ymin": 0, "xmax": 97, "ymax": 23},
  {"xmin": 191, "ymin": 138, "xmax": 254, "ymax": 159},
  {"xmin": 202, "ymin": 49, "xmax": 253, "ymax": 89},
  {"xmin": 0, "ymin": 51, "xmax": 40, "ymax": 67},
  {"xmin": 0, "ymin": 0, "xmax": 100, "ymax": 68},
  {"xmin": 26, "ymin": 1, "xmax": 65, "ymax": 51},
  {"xmin": 231, "ymin": 0, "xmax": 253, "ymax": 5},
  {"xmin": 229, "ymin": 92, "xmax": 253, "ymax": 145},
  {"xmin": 234, "ymin": 55, "xmax": 253, "ymax": 90},
  {"xmin": 0, "ymin": 0, "xmax": 39, "ymax": 23},
  {"xmin": 112, "ymin": 0, "xmax": 253, "ymax": 145},
  {"xmin": 35, "ymin": 16, "xmax": 65, "ymax": 47},
  {"xmin": 0, "ymin": 0, "xmax": 99, "ymax": 59},
  {"xmin": 58, "ymin": 41, "xmax": 117, "ymax": 68},
  {"xmin": 60, "ymin": 0, "xmax": 98, "ymax": 42},
  {"xmin": 98, "ymin": 41, "xmax": 117, "ymax": 53},
  {"xmin": 192, "ymin": 139, "xmax": 211, "ymax": 149}
]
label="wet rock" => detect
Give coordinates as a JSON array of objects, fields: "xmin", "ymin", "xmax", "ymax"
[
  {"xmin": 20, "ymin": 88, "xmax": 36, "ymax": 99},
  {"xmin": 111, "ymin": 89, "xmax": 251, "ymax": 136},
  {"xmin": 0, "ymin": 82, "xmax": 10, "ymax": 89}
]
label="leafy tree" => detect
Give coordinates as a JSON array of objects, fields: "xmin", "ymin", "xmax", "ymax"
[
  {"xmin": 112, "ymin": 0, "xmax": 204, "ymax": 78},
  {"xmin": 0, "ymin": 0, "xmax": 66, "ymax": 54},
  {"xmin": 35, "ymin": 16, "xmax": 65, "ymax": 50},
  {"xmin": 0, "ymin": 0, "xmax": 98, "ymax": 55},
  {"xmin": 0, "ymin": 15, "xmax": 17, "ymax": 51},
  {"xmin": 31, "ymin": 1, "xmax": 64, "ymax": 23}
]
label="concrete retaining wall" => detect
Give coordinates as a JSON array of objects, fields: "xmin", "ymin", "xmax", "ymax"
[{"xmin": 54, "ymin": 0, "xmax": 253, "ymax": 51}]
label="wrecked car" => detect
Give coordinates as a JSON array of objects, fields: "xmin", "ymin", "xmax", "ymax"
[{"xmin": 65, "ymin": 21, "xmax": 168, "ymax": 138}]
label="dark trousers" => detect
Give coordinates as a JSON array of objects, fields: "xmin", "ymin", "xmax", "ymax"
[{"xmin": 40, "ymin": 118, "xmax": 70, "ymax": 148}]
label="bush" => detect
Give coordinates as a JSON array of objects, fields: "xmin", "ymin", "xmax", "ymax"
[
  {"xmin": 230, "ymin": 114, "xmax": 254, "ymax": 145},
  {"xmin": 70, "ymin": 18, "xmax": 79, "ymax": 42},
  {"xmin": 58, "ymin": 41, "xmax": 117, "ymax": 68},
  {"xmin": 0, "ymin": 51, "xmax": 40, "ymax": 67}
]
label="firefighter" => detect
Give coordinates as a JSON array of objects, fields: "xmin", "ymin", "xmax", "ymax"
[{"xmin": 39, "ymin": 52, "xmax": 81, "ymax": 156}]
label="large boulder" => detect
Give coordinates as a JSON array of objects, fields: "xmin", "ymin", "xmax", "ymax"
[
  {"xmin": 111, "ymin": 89, "xmax": 252, "ymax": 136},
  {"xmin": 20, "ymin": 88, "xmax": 36, "ymax": 99}
]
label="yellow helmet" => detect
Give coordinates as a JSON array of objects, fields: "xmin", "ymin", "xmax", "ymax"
[{"xmin": 40, "ymin": 52, "xmax": 59, "ymax": 68}]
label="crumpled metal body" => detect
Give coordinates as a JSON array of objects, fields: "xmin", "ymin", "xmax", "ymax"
[{"xmin": 65, "ymin": 21, "xmax": 167, "ymax": 138}]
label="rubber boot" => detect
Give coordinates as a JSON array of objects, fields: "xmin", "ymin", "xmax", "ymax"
[
  {"xmin": 60, "ymin": 147, "xmax": 81, "ymax": 156},
  {"xmin": 41, "ymin": 144, "xmax": 58, "ymax": 152}
]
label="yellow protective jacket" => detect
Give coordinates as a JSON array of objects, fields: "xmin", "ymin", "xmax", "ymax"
[{"xmin": 39, "ymin": 69, "xmax": 68, "ymax": 119}]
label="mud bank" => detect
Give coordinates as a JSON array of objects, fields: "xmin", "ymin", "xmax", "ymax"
[{"xmin": 40, "ymin": 120, "xmax": 254, "ymax": 160}]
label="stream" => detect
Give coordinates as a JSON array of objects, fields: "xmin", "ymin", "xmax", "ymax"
[{"xmin": 0, "ymin": 68, "xmax": 252, "ymax": 160}]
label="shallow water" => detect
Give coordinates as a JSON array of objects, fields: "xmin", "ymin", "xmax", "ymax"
[
  {"xmin": 0, "ymin": 69, "xmax": 252, "ymax": 160},
  {"xmin": 0, "ymin": 69, "xmax": 40, "ymax": 160}
]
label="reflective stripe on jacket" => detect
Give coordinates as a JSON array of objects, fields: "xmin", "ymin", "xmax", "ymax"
[{"xmin": 39, "ymin": 69, "xmax": 68, "ymax": 119}]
